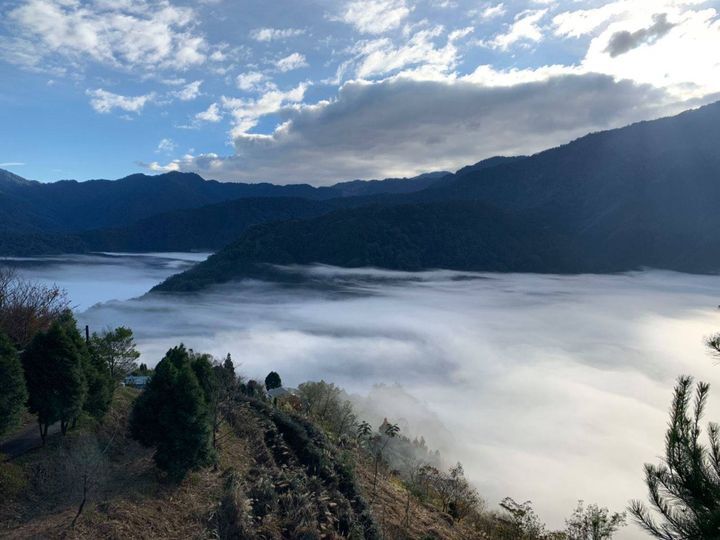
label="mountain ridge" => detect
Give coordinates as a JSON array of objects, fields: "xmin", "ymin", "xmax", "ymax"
[
  {"xmin": 153, "ymin": 100, "xmax": 720, "ymax": 291},
  {"xmin": 0, "ymin": 168, "xmax": 452, "ymax": 236}
]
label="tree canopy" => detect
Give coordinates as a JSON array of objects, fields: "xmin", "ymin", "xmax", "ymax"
[
  {"xmin": 0, "ymin": 267, "xmax": 69, "ymax": 348},
  {"xmin": 265, "ymin": 371, "xmax": 282, "ymax": 391},
  {"xmin": 0, "ymin": 331, "xmax": 27, "ymax": 436},
  {"xmin": 22, "ymin": 318, "xmax": 87, "ymax": 439},
  {"xmin": 90, "ymin": 326, "xmax": 140, "ymax": 382},
  {"xmin": 130, "ymin": 344, "xmax": 214, "ymax": 479}
]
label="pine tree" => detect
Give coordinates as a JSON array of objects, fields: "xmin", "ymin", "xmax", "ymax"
[
  {"xmin": 223, "ymin": 353, "xmax": 235, "ymax": 380},
  {"xmin": 22, "ymin": 321, "xmax": 87, "ymax": 441},
  {"xmin": 130, "ymin": 344, "xmax": 213, "ymax": 479},
  {"xmin": 83, "ymin": 348, "xmax": 113, "ymax": 420},
  {"xmin": 630, "ymin": 376, "xmax": 720, "ymax": 538},
  {"xmin": 0, "ymin": 332, "xmax": 27, "ymax": 436},
  {"xmin": 60, "ymin": 312, "xmax": 113, "ymax": 421},
  {"xmin": 265, "ymin": 371, "xmax": 282, "ymax": 391}
]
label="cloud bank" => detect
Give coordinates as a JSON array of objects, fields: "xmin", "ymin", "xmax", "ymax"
[
  {"xmin": 175, "ymin": 73, "xmax": 672, "ymax": 183},
  {"xmin": 8, "ymin": 254, "xmax": 720, "ymax": 538},
  {"xmin": 19, "ymin": 257, "xmax": 709, "ymax": 540}
]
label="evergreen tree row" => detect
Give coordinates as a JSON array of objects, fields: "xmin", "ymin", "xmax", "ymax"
[{"xmin": 0, "ymin": 310, "xmax": 141, "ymax": 443}]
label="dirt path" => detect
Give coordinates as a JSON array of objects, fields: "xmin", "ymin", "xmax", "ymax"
[{"xmin": 0, "ymin": 422, "xmax": 59, "ymax": 460}]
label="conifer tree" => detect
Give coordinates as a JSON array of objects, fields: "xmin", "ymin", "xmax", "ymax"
[
  {"xmin": 265, "ymin": 370, "xmax": 282, "ymax": 391},
  {"xmin": 130, "ymin": 344, "xmax": 213, "ymax": 479},
  {"xmin": 83, "ymin": 348, "xmax": 113, "ymax": 420},
  {"xmin": 60, "ymin": 312, "xmax": 113, "ymax": 421},
  {"xmin": 0, "ymin": 331, "xmax": 27, "ymax": 436},
  {"xmin": 630, "ymin": 376, "xmax": 720, "ymax": 538},
  {"xmin": 22, "ymin": 321, "xmax": 87, "ymax": 441},
  {"xmin": 223, "ymin": 353, "xmax": 235, "ymax": 381}
]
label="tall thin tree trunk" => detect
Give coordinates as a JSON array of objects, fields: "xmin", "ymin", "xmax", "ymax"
[{"xmin": 71, "ymin": 473, "xmax": 89, "ymax": 527}]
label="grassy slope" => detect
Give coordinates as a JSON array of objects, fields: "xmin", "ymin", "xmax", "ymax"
[{"xmin": 0, "ymin": 388, "xmax": 484, "ymax": 539}]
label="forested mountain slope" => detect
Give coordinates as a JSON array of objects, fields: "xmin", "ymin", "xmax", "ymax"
[
  {"xmin": 154, "ymin": 101, "xmax": 720, "ymax": 290},
  {"xmin": 153, "ymin": 200, "xmax": 570, "ymax": 291},
  {"xmin": 0, "ymin": 169, "xmax": 449, "ymax": 234}
]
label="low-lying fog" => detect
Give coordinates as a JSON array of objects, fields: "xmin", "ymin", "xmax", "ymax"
[
  {"xmin": 8, "ymin": 253, "xmax": 720, "ymax": 539},
  {"xmin": 1, "ymin": 252, "xmax": 208, "ymax": 310}
]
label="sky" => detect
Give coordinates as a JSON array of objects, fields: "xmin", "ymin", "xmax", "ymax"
[{"xmin": 1, "ymin": 0, "xmax": 719, "ymax": 185}]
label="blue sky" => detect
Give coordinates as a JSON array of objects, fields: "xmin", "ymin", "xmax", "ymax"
[{"xmin": 1, "ymin": 0, "xmax": 719, "ymax": 184}]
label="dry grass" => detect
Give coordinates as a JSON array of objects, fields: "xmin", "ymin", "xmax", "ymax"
[
  {"xmin": 354, "ymin": 456, "xmax": 484, "ymax": 540},
  {"xmin": 1, "ymin": 389, "xmax": 496, "ymax": 540},
  {"xmin": 0, "ymin": 388, "xmax": 254, "ymax": 540}
]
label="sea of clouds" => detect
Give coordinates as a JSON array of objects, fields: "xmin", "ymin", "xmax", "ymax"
[{"xmin": 6, "ymin": 253, "xmax": 720, "ymax": 538}]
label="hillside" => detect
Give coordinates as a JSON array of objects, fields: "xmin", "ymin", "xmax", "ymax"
[
  {"xmin": 79, "ymin": 197, "xmax": 340, "ymax": 252},
  {"xmin": 424, "ymin": 101, "xmax": 720, "ymax": 271},
  {"xmin": 0, "ymin": 169, "xmax": 448, "ymax": 235},
  {"xmin": 153, "ymin": 101, "xmax": 720, "ymax": 291},
  {"xmin": 153, "ymin": 200, "xmax": 571, "ymax": 292},
  {"xmin": 0, "ymin": 385, "xmax": 504, "ymax": 539}
]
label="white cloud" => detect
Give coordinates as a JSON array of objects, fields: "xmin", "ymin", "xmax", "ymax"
[
  {"xmin": 156, "ymin": 138, "xmax": 176, "ymax": 153},
  {"xmin": 221, "ymin": 82, "xmax": 308, "ymax": 137},
  {"xmin": 236, "ymin": 71, "xmax": 267, "ymax": 91},
  {"xmin": 0, "ymin": 162, "xmax": 25, "ymax": 167},
  {"xmin": 464, "ymin": 63, "xmax": 578, "ymax": 86},
  {"xmin": 576, "ymin": 3, "xmax": 720, "ymax": 99},
  {"xmin": 145, "ymin": 161, "xmax": 180, "ymax": 173},
  {"xmin": 339, "ymin": 0, "xmax": 411, "ymax": 34},
  {"xmin": 86, "ymin": 88, "xmax": 154, "ymax": 113},
  {"xmin": 275, "ymin": 52, "xmax": 308, "ymax": 72},
  {"xmin": 2, "ymin": 0, "xmax": 212, "ymax": 72},
  {"xmin": 250, "ymin": 27, "xmax": 306, "ymax": 41},
  {"xmin": 353, "ymin": 26, "xmax": 461, "ymax": 80},
  {"xmin": 195, "ymin": 102, "xmax": 222, "ymax": 123},
  {"xmin": 172, "ymin": 80, "xmax": 202, "ymax": 101},
  {"xmin": 478, "ymin": 3, "xmax": 506, "ymax": 20},
  {"xmin": 141, "ymin": 152, "xmax": 221, "ymax": 173},
  {"xmin": 172, "ymin": 73, "xmax": 678, "ymax": 184},
  {"xmin": 553, "ymin": 1, "xmax": 629, "ymax": 38},
  {"xmin": 490, "ymin": 8, "xmax": 548, "ymax": 49}
]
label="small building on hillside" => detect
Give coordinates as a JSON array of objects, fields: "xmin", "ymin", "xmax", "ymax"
[
  {"xmin": 267, "ymin": 386, "xmax": 301, "ymax": 410},
  {"xmin": 123, "ymin": 375, "xmax": 150, "ymax": 389},
  {"xmin": 267, "ymin": 386, "xmax": 297, "ymax": 400}
]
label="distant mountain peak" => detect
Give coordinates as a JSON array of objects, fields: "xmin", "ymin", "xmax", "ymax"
[
  {"xmin": 0, "ymin": 168, "xmax": 32, "ymax": 186},
  {"xmin": 454, "ymin": 156, "xmax": 527, "ymax": 177},
  {"xmin": 118, "ymin": 170, "xmax": 206, "ymax": 184}
]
